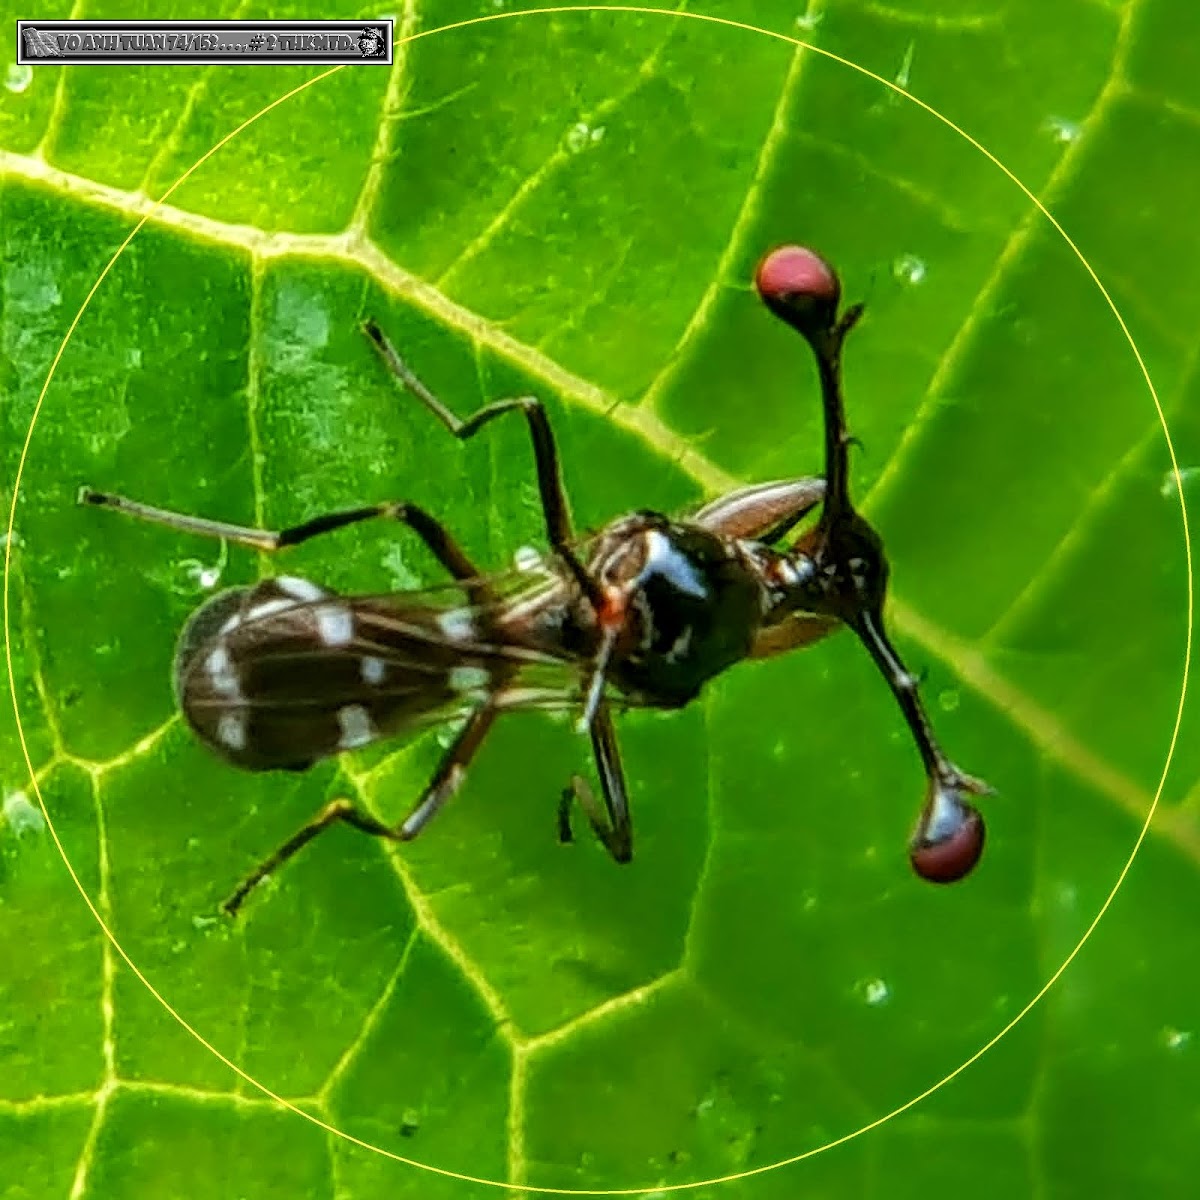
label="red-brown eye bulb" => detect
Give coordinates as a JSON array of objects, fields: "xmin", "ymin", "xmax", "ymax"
[
  {"xmin": 755, "ymin": 245, "xmax": 841, "ymax": 335},
  {"xmin": 909, "ymin": 774, "xmax": 987, "ymax": 883}
]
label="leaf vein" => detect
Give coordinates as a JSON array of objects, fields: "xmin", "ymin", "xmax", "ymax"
[
  {"xmin": 859, "ymin": 3, "xmax": 1137, "ymax": 514},
  {"xmin": 434, "ymin": 15, "xmax": 679, "ymax": 291},
  {"xmin": 638, "ymin": 9, "xmax": 819, "ymax": 414}
]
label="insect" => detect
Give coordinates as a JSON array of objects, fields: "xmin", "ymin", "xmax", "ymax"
[{"xmin": 80, "ymin": 245, "xmax": 992, "ymax": 916}]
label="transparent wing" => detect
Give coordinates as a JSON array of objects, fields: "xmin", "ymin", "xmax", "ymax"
[{"xmin": 172, "ymin": 570, "xmax": 623, "ymax": 772}]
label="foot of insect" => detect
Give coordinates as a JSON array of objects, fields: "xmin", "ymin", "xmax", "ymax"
[{"xmin": 221, "ymin": 797, "xmax": 399, "ymax": 918}]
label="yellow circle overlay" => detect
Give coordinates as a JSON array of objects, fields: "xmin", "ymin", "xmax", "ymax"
[{"xmin": 3, "ymin": 7, "xmax": 1192, "ymax": 1194}]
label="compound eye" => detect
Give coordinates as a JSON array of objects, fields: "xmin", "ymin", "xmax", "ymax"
[
  {"xmin": 754, "ymin": 245, "xmax": 840, "ymax": 335},
  {"xmin": 910, "ymin": 778, "xmax": 986, "ymax": 884}
]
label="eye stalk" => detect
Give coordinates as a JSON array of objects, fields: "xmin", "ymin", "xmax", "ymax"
[{"xmin": 756, "ymin": 244, "xmax": 993, "ymax": 884}]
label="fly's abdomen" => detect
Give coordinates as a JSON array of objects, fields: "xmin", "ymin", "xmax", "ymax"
[{"xmin": 173, "ymin": 577, "xmax": 490, "ymax": 772}]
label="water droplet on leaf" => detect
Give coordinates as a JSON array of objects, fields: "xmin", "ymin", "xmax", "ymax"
[
  {"xmin": 1161, "ymin": 466, "xmax": 1200, "ymax": 498},
  {"xmin": 513, "ymin": 545, "xmax": 542, "ymax": 571},
  {"xmin": 892, "ymin": 254, "xmax": 926, "ymax": 285},
  {"xmin": 5, "ymin": 64, "xmax": 32, "ymax": 94},
  {"xmin": 859, "ymin": 977, "xmax": 890, "ymax": 1006},
  {"xmin": 1043, "ymin": 116, "xmax": 1080, "ymax": 143},
  {"xmin": 565, "ymin": 122, "xmax": 604, "ymax": 153},
  {"xmin": 1163, "ymin": 1027, "xmax": 1192, "ymax": 1052},
  {"xmin": 3, "ymin": 791, "xmax": 45, "ymax": 837}
]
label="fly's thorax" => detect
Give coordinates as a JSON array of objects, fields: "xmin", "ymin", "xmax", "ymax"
[
  {"xmin": 489, "ymin": 567, "xmax": 594, "ymax": 661},
  {"xmin": 588, "ymin": 513, "xmax": 768, "ymax": 706}
]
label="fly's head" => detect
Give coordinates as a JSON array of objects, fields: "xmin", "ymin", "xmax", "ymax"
[
  {"xmin": 796, "ymin": 507, "xmax": 890, "ymax": 628},
  {"xmin": 755, "ymin": 244, "xmax": 992, "ymax": 885}
]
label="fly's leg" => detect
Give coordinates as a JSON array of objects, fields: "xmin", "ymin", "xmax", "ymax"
[
  {"xmin": 222, "ymin": 704, "xmax": 500, "ymax": 916},
  {"xmin": 222, "ymin": 798, "xmax": 395, "ymax": 917},
  {"xmin": 79, "ymin": 489, "xmax": 493, "ymax": 605},
  {"xmin": 362, "ymin": 319, "xmax": 603, "ymax": 611},
  {"xmin": 393, "ymin": 703, "xmax": 498, "ymax": 838},
  {"xmin": 557, "ymin": 700, "xmax": 632, "ymax": 863}
]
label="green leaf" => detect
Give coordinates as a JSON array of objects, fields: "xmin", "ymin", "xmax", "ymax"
[{"xmin": 3, "ymin": 1, "xmax": 1199, "ymax": 1197}]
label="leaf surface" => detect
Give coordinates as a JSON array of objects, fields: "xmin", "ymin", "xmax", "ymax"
[{"xmin": 3, "ymin": 2, "xmax": 1199, "ymax": 1197}]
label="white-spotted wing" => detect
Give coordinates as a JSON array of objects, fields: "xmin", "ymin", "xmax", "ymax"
[{"xmin": 173, "ymin": 573, "xmax": 587, "ymax": 772}]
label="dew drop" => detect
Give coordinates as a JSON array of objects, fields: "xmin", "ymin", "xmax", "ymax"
[
  {"xmin": 1163, "ymin": 1027, "xmax": 1192, "ymax": 1052},
  {"xmin": 172, "ymin": 549, "xmax": 224, "ymax": 595},
  {"xmin": 794, "ymin": 12, "xmax": 823, "ymax": 31},
  {"xmin": 565, "ymin": 121, "xmax": 593, "ymax": 153},
  {"xmin": 513, "ymin": 545, "xmax": 542, "ymax": 571},
  {"xmin": 859, "ymin": 977, "xmax": 890, "ymax": 1006},
  {"xmin": 564, "ymin": 122, "xmax": 605, "ymax": 154},
  {"xmin": 892, "ymin": 254, "xmax": 927, "ymax": 286},
  {"xmin": 3, "ymin": 791, "xmax": 45, "ymax": 837},
  {"xmin": 1043, "ymin": 116, "xmax": 1080, "ymax": 144},
  {"xmin": 5, "ymin": 64, "xmax": 32, "ymax": 94},
  {"xmin": 938, "ymin": 688, "xmax": 960, "ymax": 713},
  {"xmin": 1161, "ymin": 466, "xmax": 1200, "ymax": 498},
  {"xmin": 192, "ymin": 914, "xmax": 219, "ymax": 932}
]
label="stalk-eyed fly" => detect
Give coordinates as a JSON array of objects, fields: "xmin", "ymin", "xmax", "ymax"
[{"xmin": 80, "ymin": 245, "xmax": 992, "ymax": 915}]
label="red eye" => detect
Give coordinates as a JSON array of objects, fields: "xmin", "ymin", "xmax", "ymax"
[
  {"xmin": 755, "ymin": 244, "xmax": 840, "ymax": 309},
  {"xmin": 910, "ymin": 802, "xmax": 985, "ymax": 883}
]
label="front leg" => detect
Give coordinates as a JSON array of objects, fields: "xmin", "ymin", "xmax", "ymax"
[
  {"xmin": 362, "ymin": 319, "xmax": 603, "ymax": 611},
  {"xmin": 557, "ymin": 700, "xmax": 632, "ymax": 863}
]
